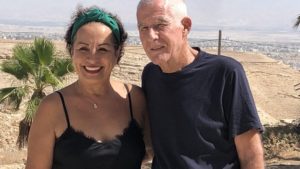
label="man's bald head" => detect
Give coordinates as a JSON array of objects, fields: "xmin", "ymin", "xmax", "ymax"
[{"xmin": 137, "ymin": 0, "xmax": 188, "ymax": 25}]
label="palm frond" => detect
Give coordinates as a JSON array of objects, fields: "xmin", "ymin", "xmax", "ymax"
[
  {"xmin": 41, "ymin": 66, "xmax": 64, "ymax": 88},
  {"xmin": 0, "ymin": 86, "xmax": 28, "ymax": 110},
  {"xmin": 51, "ymin": 58, "xmax": 74, "ymax": 77},
  {"xmin": 17, "ymin": 96, "xmax": 42, "ymax": 148},
  {"xmin": 294, "ymin": 15, "xmax": 300, "ymax": 28},
  {"xmin": 13, "ymin": 44, "xmax": 38, "ymax": 75},
  {"xmin": 1, "ymin": 60, "xmax": 29, "ymax": 80},
  {"xmin": 34, "ymin": 38, "xmax": 54, "ymax": 66},
  {"xmin": 0, "ymin": 87, "xmax": 17, "ymax": 102}
]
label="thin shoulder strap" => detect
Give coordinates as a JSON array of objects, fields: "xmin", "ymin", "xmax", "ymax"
[
  {"xmin": 124, "ymin": 84, "xmax": 134, "ymax": 120},
  {"xmin": 56, "ymin": 91, "xmax": 71, "ymax": 128}
]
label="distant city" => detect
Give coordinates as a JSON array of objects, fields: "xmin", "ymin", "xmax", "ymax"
[
  {"xmin": 0, "ymin": 23, "xmax": 299, "ymax": 70},
  {"xmin": 0, "ymin": 31, "xmax": 63, "ymax": 41}
]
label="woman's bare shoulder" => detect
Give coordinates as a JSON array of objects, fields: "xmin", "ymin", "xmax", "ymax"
[{"xmin": 33, "ymin": 89, "xmax": 68, "ymax": 125}]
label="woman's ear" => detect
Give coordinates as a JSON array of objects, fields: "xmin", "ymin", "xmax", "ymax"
[{"xmin": 181, "ymin": 17, "xmax": 192, "ymax": 36}]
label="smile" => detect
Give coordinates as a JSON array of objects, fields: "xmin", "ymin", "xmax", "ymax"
[
  {"xmin": 151, "ymin": 46, "xmax": 164, "ymax": 51},
  {"xmin": 84, "ymin": 66, "xmax": 102, "ymax": 73}
]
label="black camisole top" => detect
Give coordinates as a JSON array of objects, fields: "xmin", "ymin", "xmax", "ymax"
[{"xmin": 52, "ymin": 90, "xmax": 145, "ymax": 169}]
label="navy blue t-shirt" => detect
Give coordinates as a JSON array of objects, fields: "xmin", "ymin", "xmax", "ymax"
[{"xmin": 142, "ymin": 48, "xmax": 263, "ymax": 169}]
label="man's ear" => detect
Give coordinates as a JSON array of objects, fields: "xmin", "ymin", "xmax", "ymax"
[{"xmin": 181, "ymin": 17, "xmax": 192, "ymax": 36}]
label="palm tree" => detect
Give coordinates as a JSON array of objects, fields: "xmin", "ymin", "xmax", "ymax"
[
  {"xmin": 294, "ymin": 15, "xmax": 300, "ymax": 28},
  {"xmin": 0, "ymin": 38, "xmax": 73, "ymax": 148}
]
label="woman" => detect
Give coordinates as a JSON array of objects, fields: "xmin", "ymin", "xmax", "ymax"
[{"xmin": 26, "ymin": 6, "xmax": 150, "ymax": 169}]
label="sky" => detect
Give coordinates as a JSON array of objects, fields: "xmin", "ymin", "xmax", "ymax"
[{"xmin": 0, "ymin": 0, "xmax": 300, "ymax": 32}]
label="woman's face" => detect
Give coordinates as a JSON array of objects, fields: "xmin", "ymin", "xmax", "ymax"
[{"xmin": 72, "ymin": 22, "xmax": 119, "ymax": 83}]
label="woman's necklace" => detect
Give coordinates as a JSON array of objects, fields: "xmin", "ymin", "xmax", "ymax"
[
  {"xmin": 76, "ymin": 82, "xmax": 99, "ymax": 109},
  {"xmin": 92, "ymin": 103, "xmax": 98, "ymax": 109}
]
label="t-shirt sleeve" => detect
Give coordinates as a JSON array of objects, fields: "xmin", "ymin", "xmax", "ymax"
[{"xmin": 222, "ymin": 61, "xmax": 263, "ymax": 138}]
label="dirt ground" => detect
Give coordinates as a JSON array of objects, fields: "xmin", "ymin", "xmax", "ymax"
[{"xmin": 0, "ymin": 41, "xmax": 299, "ymax": 168}]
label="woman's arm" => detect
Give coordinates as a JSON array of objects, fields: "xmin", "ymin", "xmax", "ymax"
[
  {"xmin": 25, "ymin": 95, "xmax": 58, "ymax": 169},
  {"xmin": 130, "ymin": 85, "xmax": 153, "ymax": 163}
]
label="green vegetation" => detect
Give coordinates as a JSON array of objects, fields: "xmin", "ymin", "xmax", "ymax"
[{"xmin": 0, "ymin": 38, "xmax": 73, "ymax": 148}]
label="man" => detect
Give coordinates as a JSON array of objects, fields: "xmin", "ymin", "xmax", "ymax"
[{"xmin": 137, "ymin": 0, "xmax": 265, "ymax": 169}]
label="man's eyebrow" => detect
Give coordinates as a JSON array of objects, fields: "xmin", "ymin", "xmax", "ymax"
[
  {"xmin": 157, "ymin": 18, "xmax": 170, "ymax": 23},
  {"xmin": 138, "ymin": 19, "xmax": 169, "ymax": 27},
  {"xmin": 138, "ymin": 23, "xmax": 146, "ymax": 28}
]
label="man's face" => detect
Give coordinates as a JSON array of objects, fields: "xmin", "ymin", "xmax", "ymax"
[{"xmin": 137, "ymin": 2, "xmax": 185, "ymax": 68}]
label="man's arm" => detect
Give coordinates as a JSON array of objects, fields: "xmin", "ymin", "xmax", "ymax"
[{"xmin": 234, "ymin": 129, "xmax": 265, "ymax": 169}]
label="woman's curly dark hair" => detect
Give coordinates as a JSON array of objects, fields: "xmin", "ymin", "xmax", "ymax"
[{"xmin": 64, "ymin": 5, "xmax": 128, "ymax": 63}]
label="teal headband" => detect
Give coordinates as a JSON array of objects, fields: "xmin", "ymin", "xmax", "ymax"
[{"xmin": 71, "ymin": 8, "xmax": 121, "ymax": 45}]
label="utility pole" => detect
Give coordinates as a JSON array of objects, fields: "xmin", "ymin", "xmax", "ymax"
[{"xmin": 218, "ymin": 30, "xmax": 222, "ymax": 56}]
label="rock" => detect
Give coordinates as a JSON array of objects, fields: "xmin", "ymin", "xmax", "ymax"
[{"xmin": 280, "ymin": 119, "xmax": 297, "ymax": 124}]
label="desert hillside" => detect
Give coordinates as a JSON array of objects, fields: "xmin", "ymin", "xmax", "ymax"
[{"xmin": 0, "ymin": 40, "xmax": 299, "ymax": 168}]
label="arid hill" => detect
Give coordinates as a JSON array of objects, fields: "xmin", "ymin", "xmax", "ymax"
[{"xmin": 0, "ymin": 40, "xmax": 299, "ymax": 168}]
